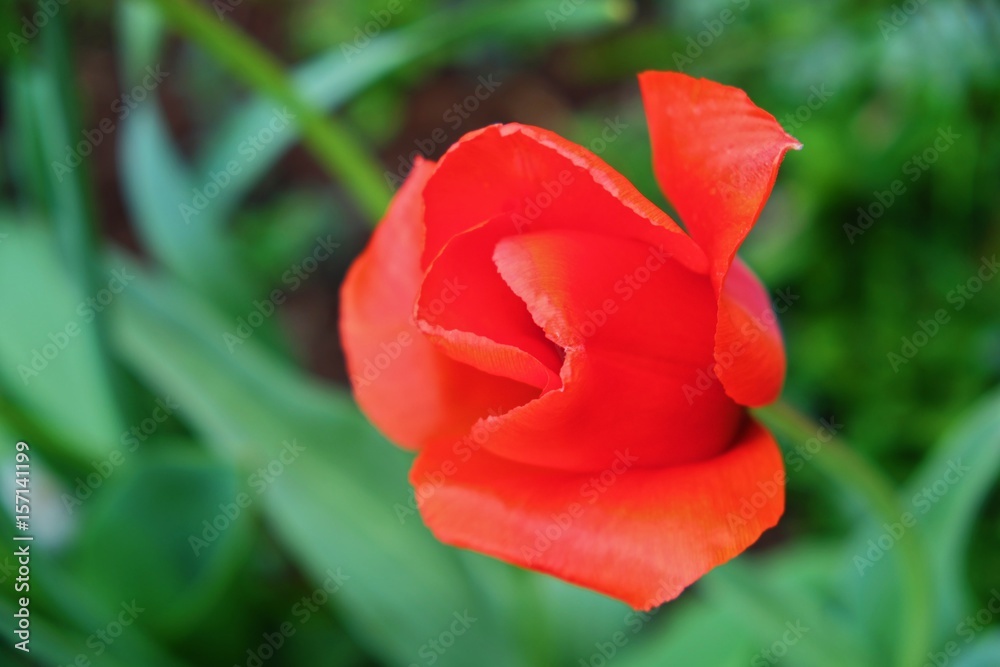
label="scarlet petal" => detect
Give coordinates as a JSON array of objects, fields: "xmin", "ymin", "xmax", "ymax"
[
  {"xmin": 638, "ymin": 72, "xmax": 801, "ymax": 287},
  {"xmin": 476, "ymin": 230, "xmax": 743, "ymax": 472},
  {"xmin": 412, "ymin": 418, "xmax": 784, "ymax": 610},
  {"xmin": 415, "ymin": 218, "xmax": 563, "ymax": 391},
  {"xmin": 714, "ymin": 259, "xmax": 787, "ymax": 406},
  {"xmin": 340, "ymin": 159, "xmax": 539, "ymax": 450},
  {"xmin": 420, "ymin": 123, "xmax": 706, "ymax": 275}
]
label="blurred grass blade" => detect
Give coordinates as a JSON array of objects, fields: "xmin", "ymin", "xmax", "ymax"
[
  {"xmin": 3, "ymin": 18, "xmax": 127, "ymax": 431},
  {"xmin": 34, "ymin": 16, "xmax": 101, "ymax": 290},
  {"xmin": 195, "ymin": 33, "xmax": 431, "ymax": 224},
  {"xmin": 115, "ymin": 4, "xmax": 263, "ymax": 308},
  {"xmin": 194, "ymin": 0, "xmax": 634, "ymax": 223},
  {"xmin": 142, "ymin": 0, "xmax": 391, "ymax": 220}
]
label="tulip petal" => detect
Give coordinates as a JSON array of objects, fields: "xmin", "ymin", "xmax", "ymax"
[
  {"xmin": 638, "ymin": 71, "xmax": 801, "ymax": 287},
  {"xmin": 415, "ymin": 218, "xmax": 563, "ymax": 391},
  {"xmin": 420, "ymin": 123, "xmax": 707, "ymax": 275},
  {"xmin": 412, "ymin": 417, "xmax": 784, "ymax": 610},
  {"xmin": 639, "ymin": 72, "xmax": 796, "ymax": 405},
  {"xmin": 715, "ymin": 259, "xmax": 787, "ymax": 406},
  {"xmin": 340, "ymin": 158, "xmax": 540, "ymax": 450},
  {"xmin": 475, "ymin": 229, "xmax": 743, "ymax": 472}
]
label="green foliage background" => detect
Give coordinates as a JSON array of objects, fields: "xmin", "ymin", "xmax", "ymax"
[{"xmin": 0, "ymin": 0, "xmax": 998, "ymax": 666}]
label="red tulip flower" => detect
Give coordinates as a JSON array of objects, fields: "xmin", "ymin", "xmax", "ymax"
[{"xmin": 341, "ymin": 71, "xmax": 801, "ymax": 609}]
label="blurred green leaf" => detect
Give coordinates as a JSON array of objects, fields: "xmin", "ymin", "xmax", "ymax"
[
  {"xmin": 0, "ymin": 222, "xmax": 123, "ymax": 460},
  {"xmin": 118, "ymin": 0, "xmax": 167, "ymax": 83},
  {"xmin": 108, "ymin": 260, "xmax": 522, "ymax": 666},
  {"xmin": 0, "ymin": 508, "xmax": 186, "ymax": 667},
  {"xmin": 861, "ymin": 394, "xmax": 1000, "ymax": 640},
  {"xmin": 118, "ymin": 97, "xmax": 259, "ymax": 307},
  {"xmin": 33, "ymin": 18, "xmax": 101, "ymax": 291},
  {"xmin": 902, "ymin": 390, "xmax": 1000, "ymax": 637},
  {"xmin": 841, "ymin": 390, "xmax": 1000, "ymax": 654},
  {"xmin": 69, "ymin": 446, "xmax": 255, "ymax": 636},
  {"xmin": 704, "ymin": 554, "xmax": 873, "ymax": 667},
  {"xmin": 612, "ymin": 596, "xmax": 756, "ymax": 667}
]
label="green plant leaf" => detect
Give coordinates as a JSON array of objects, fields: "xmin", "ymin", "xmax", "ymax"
[
  {"xmin": 108, "ymin": 259, "xmax": 519, "ymax": 666},
  {"xmin": 118, "ymin": 99, "xmax": 258, "ymax": 308},
  {"xmin": 842, "ymin": 390, "xmax": 1000, "ymax": 650},
  {"xmin": 67, "ymin": 445, "xmax": 255, "ymax": 637},
  {"xmin": 0, "ymin": 222, "xmax": 123, "ymax": 460},
  {"xmin": 902, "ymin": 390, "xmax": 1000, "ymax": 636}
]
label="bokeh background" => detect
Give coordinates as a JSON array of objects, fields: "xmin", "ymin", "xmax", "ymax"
[{"xmin": 1, "ymin": 0, "xmax": 999, "ymax": 665}]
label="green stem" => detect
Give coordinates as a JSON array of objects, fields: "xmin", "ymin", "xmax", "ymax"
[
  {"xmin": 145, "ymin": 0, "xmax": 391, "ymax": 220},
  {"xmin": 753, "ymin": 400, "xmax": 933, "ymax": 667}
]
